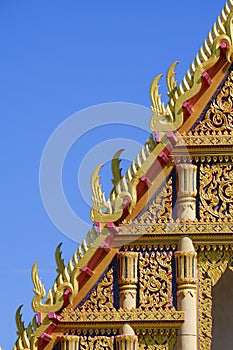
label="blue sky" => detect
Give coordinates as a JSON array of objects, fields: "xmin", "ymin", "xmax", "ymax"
[{"xmin": 0, "ymin": 1, "xmax": 226, "ymax": 349}]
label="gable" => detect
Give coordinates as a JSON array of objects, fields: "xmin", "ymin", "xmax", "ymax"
[{"xmin": 13, "ymin": 2, "xmax": 233, "ymax": 350}]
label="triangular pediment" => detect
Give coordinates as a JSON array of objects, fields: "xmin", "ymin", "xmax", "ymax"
[{"xmin": 13, "ymin": 2, "xmax": 233, "ymax": 350}]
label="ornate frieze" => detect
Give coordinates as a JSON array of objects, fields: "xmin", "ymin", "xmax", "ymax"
[
  {"xmin": 57, "ymin": 335, "xmax": 114, "ymax": 350},
  {"xmin": 119, "ymin": 222, "xmax": 233, "ymax": 236},
  {"xmin": 61, "ymin": 308, "xmax": 184, "ymax": 324}
]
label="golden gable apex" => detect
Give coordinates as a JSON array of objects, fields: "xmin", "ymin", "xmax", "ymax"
[
  {"xmin": 90, "ymin": 0, "xmax": 233, "ymax": 226},
  {"xmin": 150, "ymin": 0, "xmax": 233, "ymax": 133}
]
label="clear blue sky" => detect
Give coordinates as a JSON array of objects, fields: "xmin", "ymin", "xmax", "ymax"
[{"xmin": 0, "ymin": 1, "xmax": 226, "ymax": 349}]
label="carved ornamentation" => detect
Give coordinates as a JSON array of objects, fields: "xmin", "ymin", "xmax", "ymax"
[
  {"xmin": 176, "ymin": 133, "xmax": 233, "ymax": 146},
  {"xmin": 31, "ymin": 225, "xmax": 102, "ymax": 315},
  {"xmin": 150, "ymin": 61, "xmax": 179, "ymax": 131},
  {"xmin": 137, "ymin": 329, "xmax": 177, "ymax": 350},
  {"xmin": 13, "ymin": 306, "xmax": 38, "ymax": 350},
  {"xmin": 139, "ymin": 251, "xmax": 174, "ymax": 310},
  {"xmin": 119, "ymin": 222, "xmax": 233, "ymax": 236},
  {"xmin": 134, "ymin": 178, "xmax": 172, "ymax": 224},
  {"xmin": 194, "ymin": 70, "xmax": 233, "ymax": 135},
  {"xmin": 199, "ymin": 163, "xmax": 233, "ymax": 221},
  {"xmin": 90, "ymin": 135, "xmax": 159, "ymax": 223},
  {"xmin": 57, "ymin": 335, "xmax": 114, "ymax": 350},
  {"xmin": 31, "ymin": 257, "xmax": 79, "ymax": 314},
  {"xmin": 80, "ymin": 336, "xmax": 113, "ymax": 350},
  {"xmin": 150, "ymin": 8, "xmax": 233, "ymax": 133},
  {"xmin": 61, "ymin": 308, "xmax": 184, "ymax": 323},
  {"xmin": 78, "ymin": 267, "xmax": 114, "ymax": 312},
  {"xmin": 116, "ymin": 335, "xmax": 138, "ymax": 350},
  {"xmin": 197, "ymin": 245, "xmax": 233, "ymax": 350}
]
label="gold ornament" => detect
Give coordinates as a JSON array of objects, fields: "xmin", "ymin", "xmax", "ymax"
[
  {"xmin": 139, "ymin": 251, "xmax": 174, "ymax": 310},
  {"xmin": 134, "ymin": 177, "xmax": 172, "ymax": 224},
  {"xmin": 150, "ymin": 9, "xmax": 233, "ymax": 133},
  {"xmin": 78, "ymin": 267, "xmax": 114, "ymax": 312},
  {"xmin": 200, "ymin": 163, "xmax": 233, "ymax": 221},
  {"xmin": 137, "ymin": 329, "xmax": 177, "ymax": 350}
]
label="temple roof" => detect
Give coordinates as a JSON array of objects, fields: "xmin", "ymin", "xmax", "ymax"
[{"xmin": 13, "ymin": 1, "xmax": 233, "ymax": 349}]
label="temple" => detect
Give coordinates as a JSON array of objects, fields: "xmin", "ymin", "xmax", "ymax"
[{"xmin": 14, "ymin": 1, "xmax": 233, "ymax": 349}]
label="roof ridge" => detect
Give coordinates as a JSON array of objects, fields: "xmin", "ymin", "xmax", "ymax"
[
  {"xmin": 14, "ymin": 224, "xmax": 115, "ymax": 349},
  {"xmin": 179, "ymin": 0, "xmax": 233, "ymax": 94},
  {"xmin": 90, "ymin": 1, "xmax": 233, "ymax": 225},
  {"xmin": 150, "ymin": 0, "xmax": 233, "ymax": 132}
]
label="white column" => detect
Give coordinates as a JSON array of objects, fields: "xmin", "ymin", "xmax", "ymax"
[
  {"xmin": 175, "ymin": 236, "xmax": 198, "ymax": 350},
  {"xmin": 176, "ymin": 164, "xmax": 197, "ymax": 221},
  {"xmin": 117, "ymin": 252, "xmax": 139, "ymax": 349},
  {"xmin": 57, "ymin": 336, "xmax": 79, "ymax": 350}
]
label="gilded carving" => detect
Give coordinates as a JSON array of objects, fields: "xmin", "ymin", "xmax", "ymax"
[
  {"xmin": 137, "ymin": 329, "xmax": 177, "ymax": 350},
  {"xmin": 139, "ymin": 251, "xmax": 174, "ymax": 310},
  {"xmin": 176, "ymin": 133, "xmax": 233, "ymax": 146},
  {"xmin": 150, "ymin": 8, "xmax": 233, "ymax": 133},
  {"xmin": 199, "ymin": 163, "xmax": 233, "ymax": 221},
  {"xmin": 194, "ymin": 70, "xmax": 233, "ymax": 135},
  {"xmin": 13, "ymin": 306, "xmax": 38, "ymax": 350},
  {"xmin": 78, "ymin": 267, "xmax": 114, "ymax": 312},
  {"xmin": 84, "ymin": 336, "xmax": 113, "ymax": 350},
  {"xmin": 120, "ymin": 221, "xmax": 233, "ymax": 236},
  {"xmin": 134, "ymin": 178, "xmax": 172, "ymax": 224},
  {"xmin": 197, "ymin": 245, "xmax": 233, "ymax": 350},
  {"xmin": 61, "ymin": 308, "xmax": 184, "ymax": 323},
  {"xmin": 58, "ymin": 335, "xmax": 114, "ymax": 350}
]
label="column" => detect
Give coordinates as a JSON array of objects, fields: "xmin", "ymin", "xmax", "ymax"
[
  {"xmin": 116, "ymin": 252, "xmax": 138, "ymax": 350},
  {"xmin": 175, "ymin": 236, "xmax": 198, "ymax": 350},
  {"xmin": 115, "ymin": 335, "xmax": 138, "ymax": 350},
  {"xmin": 176, "ymin": 164, "xmax": 197, "ymax": 221},
  {"xmin": 57, "ymin": 336, "xmax": 79, "ymax": 350}
]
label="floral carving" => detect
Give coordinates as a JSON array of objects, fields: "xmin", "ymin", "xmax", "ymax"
[
  {"xmin": 78, "ymin": 268, "xmax": 114, "ymax": 312},
  {"xmin": 139, "ymin": 251, "xmax": 174, "ymax": 310},
  {"xmin": 58, "ymin": 336, "xmax": 113, "ymax": 350},
  {"xmin": 199, "ymin": 163, "xmax": 233, "ymax": 221},
  {"xmin": 134, "ymin": 178, "xmax": 172, "ymax": 224},
  {"xmin": 137, "ymin": 329, "xmax": 177, "ymax": 350},
  {"xmin": 193, "ymin": 70, "xmax": 233, "ymax": 135}
]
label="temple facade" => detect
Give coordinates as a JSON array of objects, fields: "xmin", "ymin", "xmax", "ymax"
[{"xmin": 14, "ymin": 1, "xmax": 233, "ymax": 349}]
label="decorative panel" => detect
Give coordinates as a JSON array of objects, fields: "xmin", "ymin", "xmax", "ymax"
[
  {"xmin": 57, "ymin": 335, "xmax": 114, "ymax": 350},
  {"xmin": 137, "ymin": 329, "xmax": 177, "ymax": 350},
  {"xmin": 199, "ymin": 163, "xmax": 233, "ymax": 221},
  {"xmin": 138, "ymin": 247, "xmax": 175, "ymax": 311},
  {"xmin": 134, "ymin": 178, "xmax": 172, "ymax": 224},
  {"xmin": 193, "ymin": 70, "xmax": 233, "ymax": 135},
  {"xmin": 77, "ymin": 267, "xmax": 115, "ymax": 312}
]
